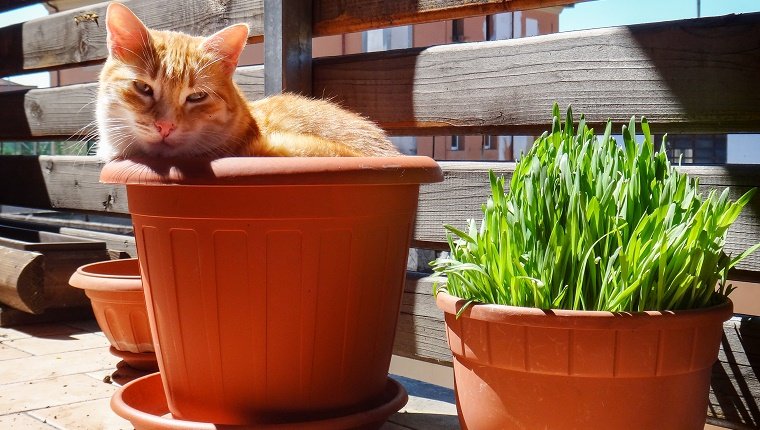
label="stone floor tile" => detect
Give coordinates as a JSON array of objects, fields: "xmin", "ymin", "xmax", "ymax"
[
  {"xmin": 0, "ymin": 412, "xmax": 56, "ymax": 429},
  {"xmin": 29, "ymin": 397, "xmax": 132, "ymax": 430},
  {"xmin": 5, "ymin": 331, "xmax": 110, "ymax": 355},
  {"xmin": 0, "ymin": 346, "xmax": 118, "ymax": 385},
  {"xmin": 0, "ymin": 373, "xmax": 116, "ymax": 415},
  {"xmin": 0, "ymin": 343, "xmax": 31, "ymax": 360},
  {"xmin": 65, "ymin": 319, "xmax": 105, "ymax": 335},
  {"xmin": 0, "ymin": 323, "xmax": 84, "ymax": 342}
]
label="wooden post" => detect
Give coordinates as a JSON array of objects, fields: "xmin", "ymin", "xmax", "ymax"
[
  {"xmin": 0, "ymin": 245, "xmax": 45, "ymax": 314},
  {"xmin": 264, "ymin": 0, "xmax": 312, "ymax": 96}
]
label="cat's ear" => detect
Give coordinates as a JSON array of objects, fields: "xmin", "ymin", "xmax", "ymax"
[
  {"xmin": 105, "ymin": 2, "xmax": 151, "ymax": 61},
  {"xmin": 200, "ymin": 24, "xmax": 249, "ymax": 75}
]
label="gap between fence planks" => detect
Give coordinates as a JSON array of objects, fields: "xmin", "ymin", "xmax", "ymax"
[
  {"xmin": 1, "ymin": 12, "xmax": 759, "ymax": 139},
  {"xmin": 0, "ymin": 0, "xmax": 584, "ymax": 77}
]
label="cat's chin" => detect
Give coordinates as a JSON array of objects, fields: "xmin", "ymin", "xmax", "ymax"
[{"xmin": 138, "ymin": 141, "xmax": 187, "ymax": 158}]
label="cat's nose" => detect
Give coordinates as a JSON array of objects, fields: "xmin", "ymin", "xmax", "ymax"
[{"xmin": 154, "ymin": 120, "xmax": 176, "ymax": 138}]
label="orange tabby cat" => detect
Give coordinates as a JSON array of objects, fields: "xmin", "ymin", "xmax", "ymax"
[{"xmin": 96, "ymin": 2, "xmax": 399, "ymax": 160}]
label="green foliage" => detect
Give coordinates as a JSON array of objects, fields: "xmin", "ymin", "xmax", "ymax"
[{"xmin": 432, "ymin": 104, "xmax": 759, "ymax": 312}]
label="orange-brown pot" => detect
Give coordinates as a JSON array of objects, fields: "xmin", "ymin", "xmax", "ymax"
[
  {"xmin": 436, "ymin": 291, "xmax": 732, "ymax": 430},
  {"xmin": 100, "ymin": 157, "xmax": 442, "ymax": 426},
  {"xmin": 69, "ymin": 258, "xmax": 157, "ymax": 371}
]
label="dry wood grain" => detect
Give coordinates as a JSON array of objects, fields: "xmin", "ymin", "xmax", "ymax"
[
  {"xmin": 0, "ymin": 245, "xmax": 44, "ymax": 314},
  {"xmin": 314, "ymin": 0, "xmax": 583, "ymax": 35},
  {"xmin": 0, "ymin": 66, "xmax": 264, "ymax": 139},
  {"xmin": 0, "ymin": 0, "xmax": 264, "ymax": 76},
  {"xmin": 415, "ymin": 162, "xmax": 760, "ymax": 273},
  {"xmin": 315, "ymin": 12, "xmax": 760, "ymax": 135},
  {"xmin": 0, "ymin": 0, "xmax": 580, "ymax": 76},
  {"xmin": 3, "ymin": 156, "xmax": 760, "ymax": 273}
]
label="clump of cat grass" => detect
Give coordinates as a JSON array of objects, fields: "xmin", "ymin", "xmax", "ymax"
[{"xmin": 432, "ymin": 104, "xmax": 759, "ymax": 312}]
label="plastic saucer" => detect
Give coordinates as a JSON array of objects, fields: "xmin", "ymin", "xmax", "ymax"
[
  {"xmin": 109, "ymin": 346, "xmax": 159, "ymax": 372},
  {"xmin": 111, "ymin": 372, "xmax": 408, "ymax": 430}
]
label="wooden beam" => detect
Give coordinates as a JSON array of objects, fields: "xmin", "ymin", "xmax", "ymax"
[
  {"xmin": 0, "ymin": 0, "xmax": 580, "ymax": 77},
  {"xmin": 2, "ymin": 13, "xmax": 760, "ymax": 138},
  {"xmin": 0, "ymin": 66, "xmax": 264, "ymax": 139},
  {"xmin": 264, "ymin": 0, "xmax": 313, "ymax": 96},
  {"xmin": 314, "ymin": 12, "xmax": 760, "ymax": 135},
  {"xmin": 2, "ymin": 156, "xmax": 760, "ymax": 273},
  {"xmin": 0, "ymin": 245, "xmax": 45, "ymax": 314},
  {"xmin": 0, "ymin": 0, "xmax": 265, "ymax": 77},
  {"xmin": 416, "ymin": 161, "xmax": 760, "ymax": 273},
  {"xmin": 0, "ymin": 155, "xmax": 127, "ymax": 214},
  {"xmin": 314, "ymin": 0, "xmax": 584, "ymax": 35}
]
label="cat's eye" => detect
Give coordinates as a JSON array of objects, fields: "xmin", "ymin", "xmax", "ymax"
[
  {"xmin": 186, "ymin": 91, "xmax": 208, "ymax": 103},
  {"xmin": 133, "ymin": 80, "xmax": 153, "ymax": 96}
]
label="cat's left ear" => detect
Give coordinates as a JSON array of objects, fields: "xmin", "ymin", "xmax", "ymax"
[
  {"xmin": 105, "ymin": 3, "xmax": 151, "ymax": 61},
  {"xmin": 200, "ymin": 24, "xmax": 250, "ymax": 75}
]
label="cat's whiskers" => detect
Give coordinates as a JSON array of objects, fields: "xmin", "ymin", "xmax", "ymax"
[{"xmin": 194, "ymin": 56, "xmax": 224, "ymax": 81}]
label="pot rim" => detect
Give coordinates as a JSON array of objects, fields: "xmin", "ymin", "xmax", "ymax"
[
  {"xmin": 100, "ymin": 156, "xmax": 443, "ymax": 186},
  {"xmin": 435, "ymin": 291, "xmax": 733, "ymax": 329},
  {"xmin": 69, "ymin": 258, "xmax": 142, "ymax": 292}
]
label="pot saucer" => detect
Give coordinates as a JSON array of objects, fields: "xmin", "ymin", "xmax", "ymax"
[
  {"xmin": 111, "ymin": 372, "xmax": 408, "ymax": 430},
  {"xmin": 109, "ymin": 346, "xmax": 159, "ymax": 372}
]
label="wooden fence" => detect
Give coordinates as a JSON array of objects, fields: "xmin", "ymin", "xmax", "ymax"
[{"xmin": 1, "ymin": 0, "xmax": 759, "ymax": 427}]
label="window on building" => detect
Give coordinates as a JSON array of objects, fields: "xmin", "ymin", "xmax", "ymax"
[
  {"xmin": 451, "ymin": 136, "xmax": 463, "ymax": 151},
  {"xmin": 452, "ymin": 19, "xmax": 465, "ymax": 43},
  {"xmin": 362, "ymin": 26, "xmax": 412, "ymax": 52},
  {"xmin": 487, "ymin": 13, "xmax": 514, "ymax": 40},
  {"xmin": 662, "ymin": 134, "xmax": 727, "ymax": 165}
]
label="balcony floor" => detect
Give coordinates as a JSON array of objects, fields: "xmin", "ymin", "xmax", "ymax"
[{"xmin": 0, "ymin": 319, "xmax": 460, "ymax": 429}]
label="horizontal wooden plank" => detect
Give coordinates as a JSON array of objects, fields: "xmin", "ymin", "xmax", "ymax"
[
  {"xmin": 313, "ymin": 0, "xmax": 582, "ymax": 35},
  {"xmin": 0, "ymin": 155, "xmax": 127, "ymax": 214},
  {"xmin": 3, "ymin": 156, "xmax": 760, "ymax": 273},
  {"xmin": 2, "ymin": 13, "xmax": 759, "ymax": 138},
  {"xmin": 394, "ymin": 274, "xmax": 760, "ymax": 427},
  {"xmin": 0, "ymin": 0, "xmax": 580, "ymax": 77},
  {"xmin": 0, "ymin": 66, "xmax": 264, "ymax": 139},
  {"xmin": 0, "ymin": 0, "xmax": 265, "ymax": 77},
  {"xmin": 315, "ymin": 12, "xmax": 760, "ymax": 135},
  {"xmin": 417, "ymin": 162, "xmax": 760, "ymax": 273}
]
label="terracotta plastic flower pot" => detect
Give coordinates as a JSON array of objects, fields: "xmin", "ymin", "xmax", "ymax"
[
  {"xmin": 69, "ymin": 258, "xmax": 157, "ymax": 371},
  {"xmin": 101, "ymin": 156, "xmax": 442, "ymax": 425},
  {"xmin": 436, "ymin": 291, "xmax": 732, "ymax": 430}
]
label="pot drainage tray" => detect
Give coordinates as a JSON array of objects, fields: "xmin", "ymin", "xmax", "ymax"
[{"xmin": 111, "ymin": 372, "xmax": 408, "ymax": 430}]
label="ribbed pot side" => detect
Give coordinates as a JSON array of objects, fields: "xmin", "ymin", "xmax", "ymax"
[
  {"xmin": 101, "ymin": 156, "xmax": 444, "ymax": 425},
  {"xmin": 69, "ymin": 259, "xmax": 154, "ymax": 354},
  {"xmin": 436, "ymin": 291, "xmax": 732, "ymax": 430}
]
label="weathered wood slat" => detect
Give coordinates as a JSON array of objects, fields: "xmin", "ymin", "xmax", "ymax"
[
  {"xmin": 0, "ymin": 245, "xmax": 44, "ymax": 314},
  {"xmin": 395, "ymin": 274, "xmax": 760, "ymax": 427},
  {"xmin": 2, "ymin": 157, "xmax": 760, "ymax": 273},
  {"xmin": 0, "ymin": 0, "xmax": 265, "ymax": 77},
  {"xmin": 0, "ymin": 66, "xmax": 264, "ymax": 139},
  {"xmin": 417, "ymin": 162, "xmax": 760, "ymax": 273},
  {"xmin": 0, "ymin": 155, "xmax": 127, "ymax": 214},
  {"xmin": 2, "ymin": 13, "xmax": 760, "ymax": 138},
  {"xmin": 315, "ymin": 12, "xmax": 760, "ymax": 135},
  {"xmin": 0, "ymin": 0, "xmax": 582, "ymax": 77},
  {"xmin": 313, "ymin": 0, "xmax": 582, "ymax": 35}
]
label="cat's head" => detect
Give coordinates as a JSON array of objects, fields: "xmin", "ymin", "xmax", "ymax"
[{"xmin": 96, "ymin": 2, "xmax": 250, "ymax": 159}]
